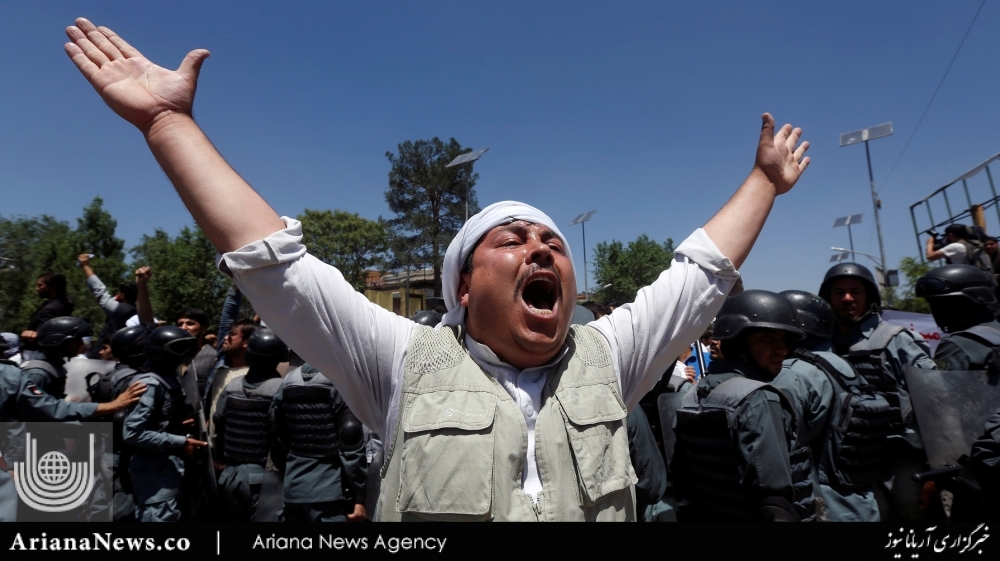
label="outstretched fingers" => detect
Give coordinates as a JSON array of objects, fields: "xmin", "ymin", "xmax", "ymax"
[
  {"xmin": 66, "ymin": 23, "xmax": 109, "ymax": 67},
  {"xmin": 98, "ymin": 26, "xmax": 142, "ymax": 58},
  {"xmin": 773, "ymin": 123, "xmax": 792, "ymax": 149},
  {"xmin": 785, "ymin": 127, "xmax": 802, "ymax": 153},
  {"xmin": 64, "ymin": 42, "xmax": 101, "ymax": 81},
  {"xmin": 793, "ymin": 140, "xmax": 810, "ymax": 163},
  {"xmin": 77, "ymin": 18, "xmax": 123, "ymax": 61}
]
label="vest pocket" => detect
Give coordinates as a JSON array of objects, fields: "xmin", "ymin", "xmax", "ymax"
[
  {"xmin": 397, "ymin": 390, "xmax": 497, "ymax": 520},
  {"xmin": 557, "ymin": 383, "xmax": 637, "ymax": 506}
]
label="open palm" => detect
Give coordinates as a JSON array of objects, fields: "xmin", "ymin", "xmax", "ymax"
[
  {"xmin": 754, "ymin": 113, "xmax": 810, "ymax": 195},
  {"xmin": 64, "ymin": 18, "xmax": 209, "ymax": 131}
]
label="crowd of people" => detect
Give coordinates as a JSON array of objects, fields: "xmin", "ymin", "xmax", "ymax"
[{"xmin": 2, "ymin": 16, "xmax": 998, "ymax": 524}]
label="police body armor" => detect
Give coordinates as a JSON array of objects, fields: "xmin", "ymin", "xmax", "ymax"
[
  {"xmin": 790, "ymin": 348, "xmax": 891, "ymax": 488},
  {"xmin": 280, "ymin": 369, "xmax": 340, "ymax": 459},
  {"xmin": 19, "ymin": 360, "xmax": 66, "ymax": 399},
  {"xmin": 140, "ymin": 372, "xmax": 188, "ymax": 436},
  {"xmin": 221, "ymin": 377, "xmax": 283, "ymax": 466},
  {"xmin": 841, "ymin": 322, "xmax": 908, "ymax": 432},
  {"xmin": 674, "ymin": 375, "xmax": 816, "ymax": 521},
  {"xmin": 950, "ymin": 324, "xmax": 1000, "ymax": 374}
]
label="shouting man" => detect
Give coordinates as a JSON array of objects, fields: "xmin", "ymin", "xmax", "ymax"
[{"xmin": 65, "ymin": 18, "xmax": 810, "ymax": 521}]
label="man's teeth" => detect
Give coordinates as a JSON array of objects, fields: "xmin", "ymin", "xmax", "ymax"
[{"xmin": 527, "ymin": 304, "xmax": 554, "ymax": 315}]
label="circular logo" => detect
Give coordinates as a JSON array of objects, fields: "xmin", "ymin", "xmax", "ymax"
[
  {"xmin": 37, "ymin": 451, "xmax": 71, "ymax": 484},
  {"xmin": 444, "ymin": 408, "xmax": 455, "ymax": 418}
]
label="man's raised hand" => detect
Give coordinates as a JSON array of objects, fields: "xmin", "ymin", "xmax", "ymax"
[
  {"xmin": 754, "ymin": 113, "xmax": 811, "ymax": 195},
  {"xmin": 64, "ymin": 18, "xmax": 209, "ymax": 133}
]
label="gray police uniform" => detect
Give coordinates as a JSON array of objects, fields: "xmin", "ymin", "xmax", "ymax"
[
  {"xmin": 833, "ymin": 313, "xmax": 936, "ymax": 523},
  {"xmin": 0, "ymin": 361, "xmax": 99, "ymax": 522},
  {"xmin": 103, "ymin": 365, "xmax": 142, "ymax": 521},
  {"xmin": 775, "ymin": 341, "xmax": 883, "ymax": 522},
  {"xmin": 274, "ymin": 364, "xmax": 366, "ymax": 522},
  {"xmin": 673, "ymin": 360, "xmax": 817, "ymax": 522},
  {"xmin": 214, "ymin": 370, "xmax": 283, "ymax": 522},
  {"xmin": 932, "ymin": 321, "xmax": 1000, "ymax": 371},
  {"xmin": 19, "ymin": 358, "xmax": 67, "ymax": 399},
  {"xmin": 123, "ymin": 372, "xmax": 188, "ymax": 522}
]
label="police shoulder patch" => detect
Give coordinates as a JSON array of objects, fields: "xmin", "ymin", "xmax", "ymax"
[{"xmin": 933, "ymin": 359, "xmax": 949, "ymax": 370}]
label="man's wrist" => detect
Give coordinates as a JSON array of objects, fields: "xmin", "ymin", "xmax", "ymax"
[
  {"xmin": 143, "ymin": 111, "xmax": 197, "ymax": 142},
  {"xmin": 745, "ymin": 167, "xmax": 780, "ymax": 197}
]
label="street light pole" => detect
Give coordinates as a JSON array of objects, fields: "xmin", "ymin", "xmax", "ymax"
[
  {"xmin": 840, "ymin": 122, "xmax": 894, "ymax": 307},
  {"xmin": 445, "ymin": 148, "xmax": 489, "ymax": 223},
  {"xmin": 864, "ymin": 140, "xmax": 891, "ymax": 306},
  {"xmin": 570, "ymin": 210, "xmax": 597, "ymax": 300}
]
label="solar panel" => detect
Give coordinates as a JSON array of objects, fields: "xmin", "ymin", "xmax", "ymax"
[
  {"xmin": 840, "ymin": 123, "xmax": 893, "ymax": 147},
  {"xmin": 446, "ymin": 148, "xmax": 489, "ymax": 167},
  {"xmin": 829, "ymin": 252, "xmax": 850, "ymax": 263},
  {"xmin": 570, "ymin": 210, "xmax": 596, "ymax": 226},
  {"xmin": 833, "ymin": 214, "xmax": 864, "ymax": 227}
]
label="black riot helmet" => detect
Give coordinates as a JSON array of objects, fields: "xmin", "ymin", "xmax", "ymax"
[
  {"xmin": 714, "ymin": 290, "xmax": 806, "ymax": 341},
  {"xmin": 244, "ymin": 328, "xmax": 289, "ymax": 366},
  {"xmin": 410, "ymin": 310, "xmax": 443, "ymax": 327},
  {"xmin": 144, "ymin": 325, "xmax": 198, "ymax": 367},
  {"xmin": 111, "ymin": 325, "xmax": 150, "ymax": 366},
  {"xmin": 36, "ymin": 316, "xmax": 93, "ymax": 350},
  {"xmin": 818, "ymin": 262, "xmax": 881, "ymax": 310},
  {"xmin": 780, "ymin": 290, "xmax": 835, "ymax": 340},
  {"xmin": 915, "ymin": 264, "xmax": 998, "ymax": 332}
]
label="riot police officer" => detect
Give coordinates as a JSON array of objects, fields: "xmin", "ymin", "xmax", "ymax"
[
  {"xmin": 820, "ymin": 263, "xmax": 935, "ymax": 522},
  {"xmin": 915, "ymin": 264, "xmax": 1000, "ymax": 371},
  {"xmin": 273, "ymin": 363, "xmax": 367, "ymax": 522},
  {"xmin": 672, "ymin": 290, "xmax": 818, "ymax": 522},
  {"xmin": 86, "ymin": 325, "xmax": 150, "ymax": 521},
  {"xmin": 0, "ymin": 335, "xmax": 145, "ymax": 522},
  {"xmin": 776, "ymin": 290, "xmax": 891, "ymax": 522},
  {"xmin": 214, "ymin": 328, "xmax": 286, "ymax": 522},
  {"xmin": 20, "ymin": 316, "xmax": 93, "ymax": 398},
  {"xmin": 123, "ymin": 326, "xmax": 205, "ymax": 522}
]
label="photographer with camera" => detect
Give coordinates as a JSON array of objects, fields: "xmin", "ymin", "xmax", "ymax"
[{"xmin": 926, "ymin": 224, "xmax": 993, "ymax": 273}]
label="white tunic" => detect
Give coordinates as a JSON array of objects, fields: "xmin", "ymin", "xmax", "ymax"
[{"xmin": 217, "ymin": 218, "xmax": 740, "ymax": 497}]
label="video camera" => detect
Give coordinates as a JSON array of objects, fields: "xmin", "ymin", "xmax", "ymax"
[{"xmin": 927, "ymin": 229, "xmax": 946, "ymax": 251}]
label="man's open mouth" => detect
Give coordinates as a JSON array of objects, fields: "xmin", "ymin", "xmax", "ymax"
[{"xmin": 520, "ymin": 273, "xmax": 559, "ymax": 317}]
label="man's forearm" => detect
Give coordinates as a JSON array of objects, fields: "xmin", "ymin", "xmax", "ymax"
[
  {"xmin": 144, "ymin": 114, "xmax": 285, "ymax": 252},
  {"xmin": 703, "ymin": 169, "xmax": 777, "ymax": 270}
]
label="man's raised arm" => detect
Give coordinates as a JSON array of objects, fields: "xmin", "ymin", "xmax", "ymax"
[
  {"xmin": 703, "ymin": 113, "xmax": 810, "ymax": 269},
  {"xmin": 64, "ymin": 18, "xmax": 284, "ymax": 252}
]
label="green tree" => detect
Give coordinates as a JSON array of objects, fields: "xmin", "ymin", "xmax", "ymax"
[
  {"xmin": 385, "ymin": 138, "xmax": 480, "ymax": 296},
  {"xmin": 592, "ymin": 235, "xmax": 674, "ymax": 304},
  {"xmin": 72, "ymin": 197, "xmax": 131, "ymax": 331},
  {"xmin": 0, "ymin": 215, "xmax": 74, "ymax": 332},
  {"xmin": 0, "ymin": 197, "xmax": 128, "ymax": 333},
  {"xmin": 886, "ymin": 257, "xmax": 933, "ymax": 313},
  {"xmin": 297, "ymin": 209, "xmax": 390, "ymax": 291},
  {"xmin": 130, "ymin": 226, "xmax": 228, "ymax": 330}
]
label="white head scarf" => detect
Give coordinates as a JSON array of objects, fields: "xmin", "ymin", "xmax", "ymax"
[{"xmin": 440, "ymin": 201, "xmax": 574, "ymax": 327}]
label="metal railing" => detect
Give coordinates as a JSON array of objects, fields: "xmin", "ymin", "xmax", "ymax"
[{"xmin": 909, "ymin": 152, "xmax": 1000, "ymax": 263}]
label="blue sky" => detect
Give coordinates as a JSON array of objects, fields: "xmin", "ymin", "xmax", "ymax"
[{"xmin": 3, "ymin": 1, "xmax": 1000, "ymax": 295}]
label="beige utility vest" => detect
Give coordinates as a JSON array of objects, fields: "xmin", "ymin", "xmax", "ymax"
[{"xmin": 377, "ymin": 324, "xmax": 638, "ymax": 521}]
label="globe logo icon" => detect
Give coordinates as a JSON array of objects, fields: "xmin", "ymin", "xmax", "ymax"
[{"xmin": 36, "ymin": 451, "xmax": 71, "ymax": 484}]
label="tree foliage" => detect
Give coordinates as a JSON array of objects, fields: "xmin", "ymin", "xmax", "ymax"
[
  {"xmin": 592, "ymin": 234, "xmax": 674, "ymax": 304},
  {"xmin": 130, "ymin": 226, "xmax": 228, "ymax": 330},
  {"xmin": 385, "ymin": 138, "xmax": 480, "ymax": 296},
  {"xmin": 886, "ymin": 256, "xmax": 933, "ymax": 313},
  {"xmin": 0, "ymin": 197, "xmax": 128, "ymax": 333},
  {"xmin": 297, "ymin": 209, "xmax": 390, "ymax": 291}
]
